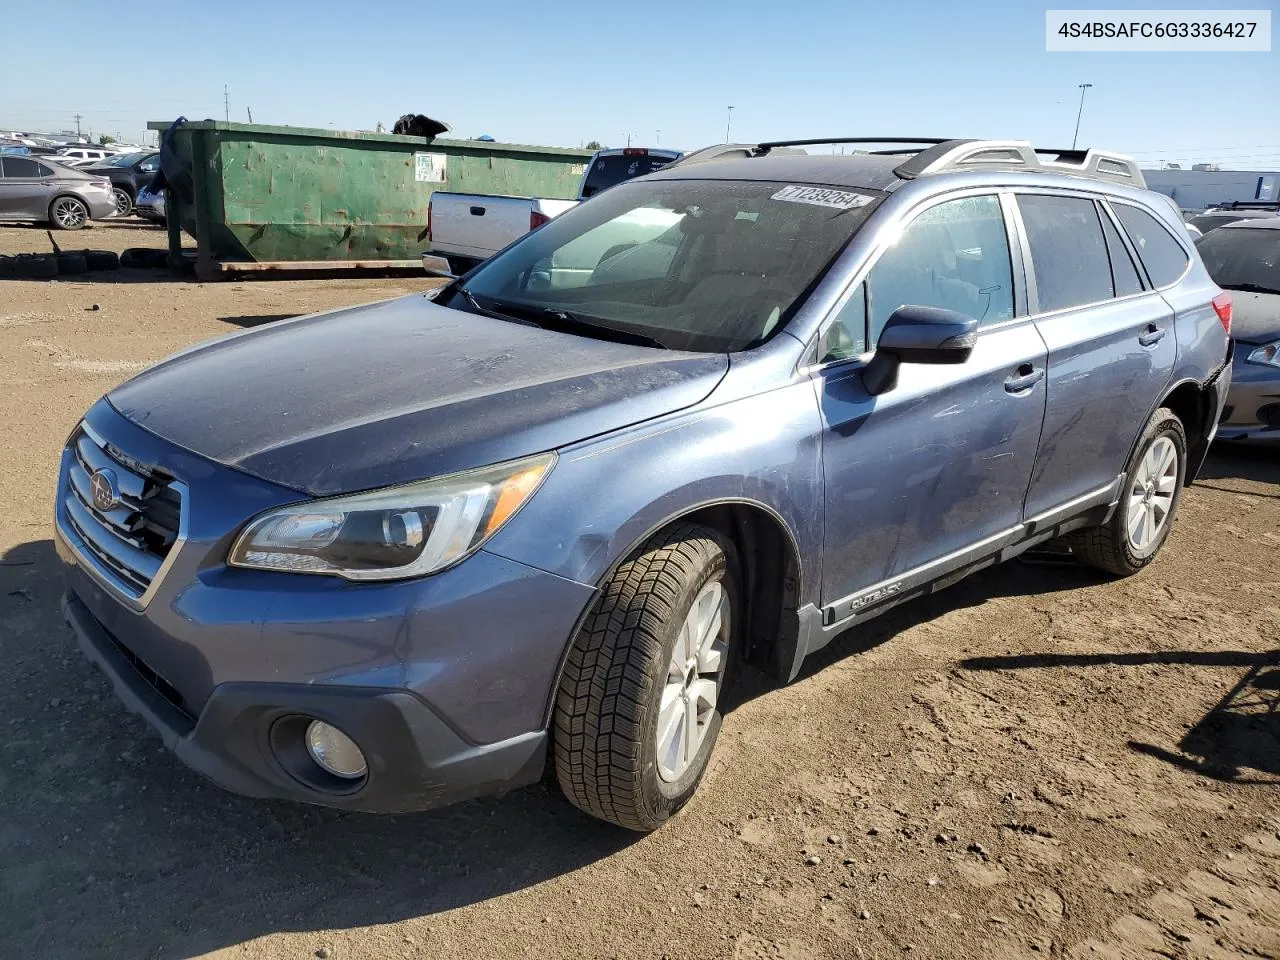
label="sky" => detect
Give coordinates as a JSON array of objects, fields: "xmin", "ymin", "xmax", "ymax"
[{"xmin": 1, "ymin": 0, "xmax": 1276, "ymax": 170}]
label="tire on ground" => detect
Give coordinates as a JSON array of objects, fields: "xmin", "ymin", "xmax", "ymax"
[
  {"xmin": 553, "ymin": 521, "xmax": 740, "ymax": 832},
  {"xmin": 56, "ymin": 252, "xmax": 88, "ymax": 276},
  {"xmin": 1067, "ymin": 406, "xmax": 1187, "ymax": 576},
  {"xmin": 83, "ymin": 250, "xmax": 120, "ymax": 271},
  {"xmin": 120, "ymin": 247, "xmax": 168, "ymax": 269},
  {"xmin": 12, "ymin": 254, "xmax": 58, "ymax": 279}
]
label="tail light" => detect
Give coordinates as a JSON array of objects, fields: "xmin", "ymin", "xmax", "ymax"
[
  {"xmin": 1211, "ymin": 291, "xmax": 1232, "ymax": 335},
  {"xmin": 622, "ymin": 148, "xmax": 649, "ymax": 156},
  {"xmin": 92, "ymin": 179, "xmax": 111, "ymax": 189},
  {"xmin": 530, "ymin": 210, "xmax": 550, "ymax": 231}
]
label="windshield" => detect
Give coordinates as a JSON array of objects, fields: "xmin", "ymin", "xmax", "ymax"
[
  {"xmin": 1196, "ymin": 227, "xmax": 1280, "ymax": 295},
  {"xmin": 101, "ymin": 152, "xmax": 148, "ymax": 167},
  {"xmin": 580, "ymin": 154, "xmax": 678, "ymax": 198},
  {"xmin": 459, "ymin": 178, "xmax": 880, "ymax": 352}
]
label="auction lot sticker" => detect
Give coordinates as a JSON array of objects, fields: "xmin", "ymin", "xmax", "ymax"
[{"xmin": 772, "ymin": 185, "xmax": 875, "ymax": 209}]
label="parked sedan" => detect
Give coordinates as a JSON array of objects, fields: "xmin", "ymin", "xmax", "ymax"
[
  {"xmin": 84, "ymin": 152, "xmax": 159, "ymax": 217},
  {"xmin": 1196, "ymin": 218, "xmax": 1280, "ymax": 442},
  {"xmin": 0, "ymin": 155, "xmax": 115, "ymax": 229}
]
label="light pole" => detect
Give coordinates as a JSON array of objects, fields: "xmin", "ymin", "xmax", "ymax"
[
  {"xmin": 1071, "ymin": 83, "xmax": 1092, "ymax": 150},
  {"xmin": 725, "ymin": 106, "xmax": 734, "ymax": 143},
  {"xmin": 655, "ymin": 129, "xmax": 661, "ymax": 145}
]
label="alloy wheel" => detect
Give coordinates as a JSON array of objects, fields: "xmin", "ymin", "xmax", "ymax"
[
  {"xmin": 1126, "ymin": 436, "xmax": 1178, "ymax": 551},
  {"xmin": 655, "ymin": 579, "xmax": 729, "ymax": 783},
  {"xmin": 53, "ymin": 198, "xmax": 87, "ymax": 229}
]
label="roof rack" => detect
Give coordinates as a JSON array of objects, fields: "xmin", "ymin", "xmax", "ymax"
[
  {"xmin": 1213, "ymin": 200, "xmax": 1280, "ymax": 210},
  {"xmin": 670, "ymin": 137, "xmax": 1147, "ymax": 188},
  {"xmin": 895, "ymin": 140, "xmax": 1147, "ymax": 187}
]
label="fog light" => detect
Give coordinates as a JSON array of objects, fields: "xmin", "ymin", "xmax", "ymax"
[{"xmin": 304, "ymin": 721, "xmax": 367, "ymax": 779}]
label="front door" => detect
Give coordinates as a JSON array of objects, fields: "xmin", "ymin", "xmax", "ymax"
[{"xmin": 814, "ymin": 193, "xmax": 1048, "ymax": 621}]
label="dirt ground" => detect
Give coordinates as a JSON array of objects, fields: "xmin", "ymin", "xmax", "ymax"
[{"xmin": 1, "ymin": 219, "xmax": 1277, "ymax": 960}]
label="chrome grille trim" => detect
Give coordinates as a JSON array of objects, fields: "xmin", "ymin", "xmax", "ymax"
[{"xmin": 55, "ymin": 422, "xmax": 189, "ymax": 611}]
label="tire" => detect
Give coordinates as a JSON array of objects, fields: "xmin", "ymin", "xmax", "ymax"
[
  {"xmin": 554, "ymin": 522, "xmax": 740, "ymax": 832},
  {"xmin": 83, "ymin": 250, "xmax": 120, "ymax": 271},
  {"xmin": 119, "ymin": 247, "xmax": 168, "ymax": 269},
  {"xmin": 55, "ymin": 252, "xmax": 88, "ymax": 275},
  {"xmin": 49, "ymin": 195, "xmax": 89, "ymax": 230},
  {"xmin": 1067, "ymin": 407, "xmax": 1187, "ymax": 576},
  {"xmin": 0, "ymin": 255, "xmax": 13, "ymax": 279},
  {"xmin": 111, "ymin": 187, "xmax": 133, "ymax": 218},
  {"xmin": 12, "ymin": 254, "xmax": 58, "ymax": 279}
]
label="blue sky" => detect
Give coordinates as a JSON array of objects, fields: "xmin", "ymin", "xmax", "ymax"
[{"xmin": 2, "ymin": 0, "xmax": 1276, "ymax": 169}]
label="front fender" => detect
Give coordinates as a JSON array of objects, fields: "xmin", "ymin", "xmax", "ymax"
[{"xmin": 483, "ymin": 378, "xmax": 824, "ymax": 603}]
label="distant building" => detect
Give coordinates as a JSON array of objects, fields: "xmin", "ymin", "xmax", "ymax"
[{"xmin": 1143, "ymin": 168, "xmax": 1279, "ymax": 212}]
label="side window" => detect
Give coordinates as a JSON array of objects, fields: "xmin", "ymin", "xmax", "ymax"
[
  {"xmin": 866, "ymin": 195, "xmax": 1014, "ymax": 343},
  {"xmin": 1098, "ymin": 204, "xmax": 1144, "ymax": 297},
  {"xmin": 35, "ymin": 162, "xmax": 53, "ymax": 177},
  {"xmin": 1, "ymin": 156, "xmax": 42, "ymax": 178},
  {"xmin": 1018, "ymin": 195, "xmax": 1113, "ymax": 312},
  {"xmin": 819, "ymin": 283, "xmax": 867, "ymax": 362},
  {"xmin": 1113, "ymin": 203, "xmax": 1190, "ymax": 287}
]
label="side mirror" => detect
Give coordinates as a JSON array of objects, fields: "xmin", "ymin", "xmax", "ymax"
[{"xmin": 863, "ymin": 305, "xmax": 979, "ymax": 396}]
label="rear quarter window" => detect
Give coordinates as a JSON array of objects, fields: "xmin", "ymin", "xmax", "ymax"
[{"xmin": 1113, "ymin": 203, "xmax": 1190, "ymax": 287}]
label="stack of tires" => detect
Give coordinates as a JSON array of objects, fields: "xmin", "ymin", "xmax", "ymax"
[{"xmin": 0, "ymin": 250, "xmax": 122, "ymax": 279}]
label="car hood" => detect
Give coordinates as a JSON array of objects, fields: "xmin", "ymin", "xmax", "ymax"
[
  {"xmin": 108, "ymin": 295, "xmax": 728, "ymax": 495},
  {"xmin": 1230, "ymin": 291, "xmax": 1280, "ymax": 344}
]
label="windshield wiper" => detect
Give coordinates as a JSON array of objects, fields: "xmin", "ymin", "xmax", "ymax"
[
  {"xmin": 484, "ymin": 298, "xmax": 668, "ymax": 349},
  {"xmin": 1224, "ymin": 282, "xmax": 1280, "ymax": 296},
  {"xmin": 452, "ymin": 286, "xmax": 541, "ymax": 327}
]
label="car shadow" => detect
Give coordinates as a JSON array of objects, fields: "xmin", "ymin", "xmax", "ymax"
[
  {"xmin": 0, "ymin": 538, "xmax": 637, "ymax": 959},
  {"xmin": 1197, "ymin": 443, "xmax": 1280, "ymax": 489},
  {"xmin": 0, "ymin": 534, "xmax": 1120, "ymax": 958},
  {"xmin": 960, "ymin": 646, "xmax": 1280, "ymax": 784}
]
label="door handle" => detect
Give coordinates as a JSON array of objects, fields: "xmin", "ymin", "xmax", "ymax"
[
  {"xmin": 1139, "ymin": 324, "xmax": 1167, "ymax": 347},
  {"xmin": 469, "ymin": 206, "xmax": 486, "ymax": 216},
  {"xmin": 1004, "ymin": 364, "xmax": 1045, "ymax": 393}
]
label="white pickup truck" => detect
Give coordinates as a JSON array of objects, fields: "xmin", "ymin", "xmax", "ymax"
[{"xmin": 426, "ymin": 147, "xmax": 681, "ymax": 273}]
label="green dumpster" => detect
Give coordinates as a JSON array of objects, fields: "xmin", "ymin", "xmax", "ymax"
[{"xmin": 147, "ymin": 120, "xmax": 592, "ymax": 277}]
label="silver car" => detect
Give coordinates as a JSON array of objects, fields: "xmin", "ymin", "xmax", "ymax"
[{"xmin": 0, "ymin": 155, "xmax": 116, "ymax": 229}]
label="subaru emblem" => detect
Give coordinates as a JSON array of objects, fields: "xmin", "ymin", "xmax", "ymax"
[{"xmin": 90, "ymin": 469, "xmax": 119, "ymax": 512}]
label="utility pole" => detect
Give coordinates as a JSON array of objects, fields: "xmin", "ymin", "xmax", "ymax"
[
  {"xmin": 224, "ymin": 84, "xmax": 230, "ymax": 123},
  {"xmin": 626, "ymin": 132, "xmax": 632, "ymax": 147},
  {"xmin": 655, "ymin": 129, "xmax": 661, "ymax": 145},
  {"xmin": 73, "ymin": 114, "xmax": 82, "ymax": 138},
  {"xmin": 1071, "ymin": 83, "xmax": 1092, "ymax": 150},
  {"xmin": 247, "ymin": 106, "xmax": 253, "ymax": 123},
  {"xmin": 725, "ymin": 106, "xmax": 734, "ymax": 143}
]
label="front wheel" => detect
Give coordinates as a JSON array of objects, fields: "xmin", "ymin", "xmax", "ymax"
[
  {"xmin": 553, "ymin": 523, "xmax": 739, "ymax": 832},
  {"xmin": 1067, "ymin": 407, "xmax": 1187, "ymax": 576}
]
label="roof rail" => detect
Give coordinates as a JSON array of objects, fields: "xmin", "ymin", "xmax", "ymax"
[
  {"xmin": 896, "ymin": 139, "xmax": 1147, "ymax": 188},
  {"xmin": 1214, "ymin": 200, "xmax": 1280, "ymax": 210},
  {"xmin": 669, "ymin": 137, "xmax": 1147, "ymax": 188}
]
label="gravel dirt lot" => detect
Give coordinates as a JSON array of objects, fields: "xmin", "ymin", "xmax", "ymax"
[{"xmin": 1, "ymin": 220, "xmax": 1277, "ymax": 960}]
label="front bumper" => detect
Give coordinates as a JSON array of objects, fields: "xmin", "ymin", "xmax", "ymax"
[
  {"xmin": 1217, "ymin": 342, "xmax": 1280, "ymax": 442},
  {"xmin": 55, "ymin": 401, "xmax": 597, "ymax": 812},
  {"xmin": 64, "ymin": 594, "xmax": 547, "ymax": 812}
]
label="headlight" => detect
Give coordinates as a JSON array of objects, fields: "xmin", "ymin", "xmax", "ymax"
[
  {"xmin": 228, "ymin": 453, "xmax": 554, "ymax": 580},
  {"xmin": 1246, "ymin": 341, "xmax": 1280, "ymax": 368}
]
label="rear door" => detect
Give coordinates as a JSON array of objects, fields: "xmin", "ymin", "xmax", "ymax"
[
  {"xmin": 813, "ymin": 191, "xmax": 1049, "ymax": 620},
  {"xmin": 1017, "ymin": 192, "xmax": 1177, "ymax": 518}
]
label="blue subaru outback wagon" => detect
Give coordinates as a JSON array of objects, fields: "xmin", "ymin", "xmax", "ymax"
[{"xmin": 57, "ymin": 138, "xmax": 1233, "ymax": 831}]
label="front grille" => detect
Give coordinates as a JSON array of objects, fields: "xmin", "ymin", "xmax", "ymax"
[{"xmin": 61, "ymin": 426, "xmax": 184, "ymax": 599}]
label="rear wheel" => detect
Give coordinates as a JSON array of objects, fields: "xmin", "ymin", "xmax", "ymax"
[
  {"xmin": 49, "ymin": 196, "xmax": 89, "ymax": 230},
  {"xmin": 1067, "ymin": 407, "xmax": 1186, "ymax": 576},
  {"xmin": 111, "ymin": 187, "xmax": 133, "ymax": 218},
  {"xmin": 554, "ymin": 523, "xmax": 739, "ymax": 832}
]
